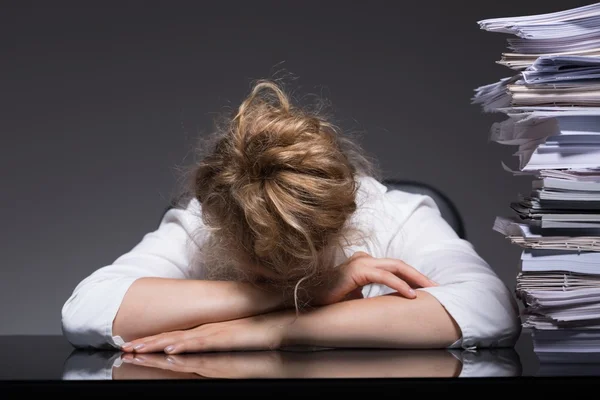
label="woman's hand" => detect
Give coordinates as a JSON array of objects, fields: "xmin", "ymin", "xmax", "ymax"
[
  {"xmin": 121, "ymin": 311, "xmax": 295, "ymax": 355},
  {"xmin": 307, "ymin": 251, "xmax": 437, "ymax": 306}
]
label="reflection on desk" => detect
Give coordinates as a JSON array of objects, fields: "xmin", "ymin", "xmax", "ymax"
[
  {"xmin": 6, "ymin": 335, "xmax": 600, "ymax": 394},
  {"xmin": 62, "ymin": 347, "xmax": 522, "ymax": 380}
]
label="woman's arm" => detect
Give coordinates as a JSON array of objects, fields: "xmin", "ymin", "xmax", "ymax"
[
  {"xmin": 281, "ymin": 290, "xmax": 461, "ymax": 349},
  {"xmin": 112, "ymin": 278, "xmax": 286, "ymax": 343},
  {"xmin": 119, "ymin": 290, "xmax": 460, "ymax": 354},
  {"xmin": 116, "ymin": 186, "xmax": 519, "ymax": 354},
  {"xmin": 273, "ymin": 177, "xmax": 520, "ymax": 351},
  {"xmin": 61, "ymin": 199, "xmax": 287, "ymax": 348},
  {"xmin": 373, "ymin": 186, "xmax": 522, "ymax": 348}
]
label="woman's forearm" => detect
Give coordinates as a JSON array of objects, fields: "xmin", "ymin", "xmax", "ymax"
[
  {"xmin": 281, "ymin": 290, "xmax": 461, "ymax": 349},
  {"xmin": 113, "ymin": 277, "xmax": 287, "ymax": 342}
]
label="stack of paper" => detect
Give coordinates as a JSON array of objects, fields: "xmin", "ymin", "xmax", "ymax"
[
  {"xmin": 478, "ymin": 3, "xmax": 600, "ymax": 70},
  {"xmin": 474, "ymin": 3, "xmax": 600, "ymax": 365}
]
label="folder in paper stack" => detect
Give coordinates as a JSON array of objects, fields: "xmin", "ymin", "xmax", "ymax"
[{"xmin": 474, "ymin": 3, "xmax": 600, "ymax": 366}]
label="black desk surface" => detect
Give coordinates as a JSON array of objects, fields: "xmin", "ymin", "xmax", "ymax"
[{"xmin": 2, "ymin": 332, "xmax": 599, "ymax": 394}]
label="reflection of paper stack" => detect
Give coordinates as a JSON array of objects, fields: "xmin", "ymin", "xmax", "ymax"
[
  {"xmin": 531, "ymin": 329, "xmax": 600, "ymax": 365},
  {"xmin": 474, "ymin": 3, "xmax": 600, "ymax": 366}
]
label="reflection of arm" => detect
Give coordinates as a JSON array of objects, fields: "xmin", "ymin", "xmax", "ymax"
[
  {"xmin": 61, "ymin": 199, "xmax": 285, "ymax": 348},
  {"xmin": 110, "ymin": 349, "xmax": 462, "ymax": 379},
  {"xmin": 112, "ymin": 361, "xmax": 198, "ymax": 380},
  {"xmin": 279, "ymin": 349, "xmax": 462, "ymax": 378},
  {"xmin": 65, "ymin": 349, "xmax": 521, "ymax": 380}
]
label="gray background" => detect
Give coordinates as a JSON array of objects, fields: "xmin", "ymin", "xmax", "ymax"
[{"xmin": 3, "ymin": 0, "xmax": 593, "ymax": 372}]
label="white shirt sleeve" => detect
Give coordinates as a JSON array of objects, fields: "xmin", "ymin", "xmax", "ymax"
[
  {"xmin": 60, "ymin": 198, "xmax": 206, "ymax": 350},
  {"xmin": 350, "ymin": 177, "xmax": 522, "ymax": 349}
]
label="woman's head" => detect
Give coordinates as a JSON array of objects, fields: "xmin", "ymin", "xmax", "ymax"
[{"xmin": 185, "ymin": 79, "xmax": 377, "ymax": 297}]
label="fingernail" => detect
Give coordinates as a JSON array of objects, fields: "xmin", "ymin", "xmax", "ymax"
[
  {"xmin": 409, "ymin": 289, "xmax": 416, "ymax": 297},
  {"xmin": 429, "ymin": 279, "xmax": 438, "ymax": 286},
  {"xmin": 134, "ymin": 356, "xmax": 146, "ymax": 363},
  {"xmin": 121, "ymin": 357, "xmax": 133, "ymax": 363},
  {"xmin": 133, "ymin": 344, "xmax": 145, "ymax": 350},
  {"xmin": 166, "ymin": 356, "xmax": 175, "ymax": 363},
  {"xmin": 121, "ymin": 342, "xmax": 132, "ymax": 349},
  {"xmin": 164, "ymin": 345, "xmax": 175, "ymax": 353}
]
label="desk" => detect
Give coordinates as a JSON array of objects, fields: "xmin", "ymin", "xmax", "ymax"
[{"xmin": 1, "ymin": 332, "xmax": 598, "ymax": 394}]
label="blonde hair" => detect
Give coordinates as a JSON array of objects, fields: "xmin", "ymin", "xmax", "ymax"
[{"xmin": 176, "ymin": 79, "xmax": 378, "ymax": 307}]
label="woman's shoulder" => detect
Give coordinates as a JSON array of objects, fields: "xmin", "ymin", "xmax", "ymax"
[{"xmin": 159, "ymin": 196, "xmax": 207, "ymax": 242}]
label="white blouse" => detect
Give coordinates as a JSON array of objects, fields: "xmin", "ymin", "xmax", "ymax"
[{"xmin": 60, "ymin": 175, "xmax": 522, "ymax": 350}]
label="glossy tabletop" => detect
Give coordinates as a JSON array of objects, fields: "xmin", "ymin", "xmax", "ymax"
[{"xmin": 1, "ymin": 332, "xmax": 599, "ymax": 394}]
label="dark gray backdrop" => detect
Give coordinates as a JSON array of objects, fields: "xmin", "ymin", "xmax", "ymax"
[{"xmin": 3, "ymin": 0, "xmax": 593, "ymax": 372}]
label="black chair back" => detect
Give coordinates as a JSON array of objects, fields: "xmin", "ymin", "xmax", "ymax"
[{"xmin": 382, "ymin": 179, "xmax": 466, "ymax": 239}]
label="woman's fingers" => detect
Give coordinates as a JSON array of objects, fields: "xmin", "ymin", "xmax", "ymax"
[
  {"xmin": 121, "ymin": 336, "xmax": 161, "ymax": 353},
  {"xmin": 375, "ymin": 262, "xmax": 437, "ymax": 289},
  {"xmin": 356, "ymin": 257, "xmax": 436, "ymax": 289},
  {"xmin": 166, "ymin": 335, "xmax": 223, "ymax": 355},
  {"xmin": 362, "ymin": 268, "xmax": 417, "ymax": 299},
  {"xmin": 122, "ymin": 331, "xmax": 186, "ymax": 354},
  {"xmin": 124, "ymin": 334, "xmax": 213, "ymax": 355}
]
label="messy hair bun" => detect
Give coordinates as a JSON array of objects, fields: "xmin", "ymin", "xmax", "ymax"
[{"xmin": 184, "ymin": 80, "xmax": 376, "ymax": 304}]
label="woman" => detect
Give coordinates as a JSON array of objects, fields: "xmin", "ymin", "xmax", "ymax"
[{"xmin": 61, "ymin": 80, "xmax": 521, "ymax": 355}]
